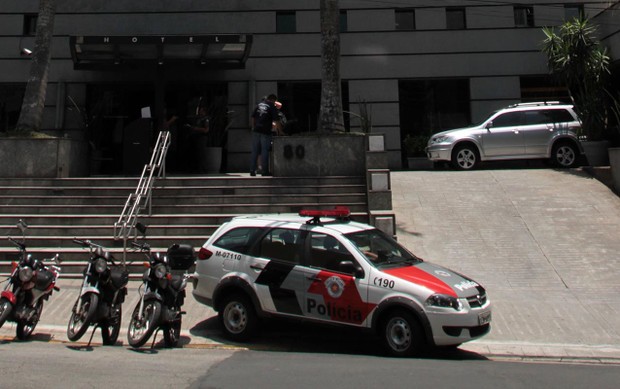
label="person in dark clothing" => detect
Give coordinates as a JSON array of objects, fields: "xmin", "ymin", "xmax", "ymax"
[
  {"xmin": 186, "ymin": 105, "xmax": 210, "ymax": 173},
  {"xmin": 250, "ymin": 94, "xmax": 281, "ymax": 176}
]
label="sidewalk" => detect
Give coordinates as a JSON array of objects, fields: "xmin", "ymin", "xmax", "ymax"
[{"xmin": 2, "ymin": 168, "xmax": 619, "ymax": 363}]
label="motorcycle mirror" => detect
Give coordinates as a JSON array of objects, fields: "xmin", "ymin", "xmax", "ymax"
[
  {"xmin": 53, "ymin": 253, "xmax": 62, "ymax": 265},
  {"xmin": 17, "ymin": 219, "xmax": 28, "ymax": 234}
]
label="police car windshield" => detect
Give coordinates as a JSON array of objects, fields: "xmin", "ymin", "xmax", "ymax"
[{"xmin": 344, "ymin": 229, "xmax": 421, "ymax": 267}]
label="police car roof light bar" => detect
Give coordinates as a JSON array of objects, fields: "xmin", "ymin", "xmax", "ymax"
[{"xmin": 299, "ymin": 206, "xmax": 351, "ymax": 225}]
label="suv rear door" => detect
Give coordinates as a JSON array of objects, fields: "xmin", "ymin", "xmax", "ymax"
[{"xmin": 523, "ymin": 108, "xmax": 577, "ymax": 156}]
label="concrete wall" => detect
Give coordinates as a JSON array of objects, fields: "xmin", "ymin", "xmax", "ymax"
[
  {"xmin": 0, "ymin": 138, "xmax": 89, "ymax": 178},
  {"xmin": 0, "ymin": 1, "xmax": 618, "ymax": 172}
]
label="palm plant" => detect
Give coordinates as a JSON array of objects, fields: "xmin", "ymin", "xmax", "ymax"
[{"xmin": 542, "ymin": 17, "xmax": 612, "ymax": 141}]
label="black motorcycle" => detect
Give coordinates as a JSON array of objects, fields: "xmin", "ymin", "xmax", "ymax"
[
  {"xmin": 127, "ymin": 231, "xmax": 194, "ymax": 348},
  {"xmin": 66, "ymin": 239, "xmax": 129, "ymax": 345},
  {"xmin": 0, "ymin": 220, "xmax": 61, "ymax": 340}
]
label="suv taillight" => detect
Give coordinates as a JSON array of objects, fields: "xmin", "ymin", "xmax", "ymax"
[{"xmin": 198, "ymin": 247, "xmax": 213, "ymax": 260}]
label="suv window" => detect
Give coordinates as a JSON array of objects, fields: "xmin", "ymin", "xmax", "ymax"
[
  {"xmin": 547, "ymin": 109, "xmax": 575, "ymax": 123},
  {"xmin": 491, "ymin": 112, "xmax": 525, "ymax": 127},
  {"xmin": 257, "ymin": 228, "xmax": 303, "ymax": 263},
  {"xmin": 308, "ymin": 232, "xmax": 356, "ymax": 273},
  {"xmin": 213, "ymin": 227, "xmax": 264, "ymax": 255},
  {"xmin": 524, "ymin": 110, "xmax": 551, "ymax": 125}
]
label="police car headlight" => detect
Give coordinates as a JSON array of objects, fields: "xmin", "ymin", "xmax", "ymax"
[
  {"xmin": 94, "ymin": 258, "xmax": 108, "ymax": 273},
  {"xmin": 426, "ymin": 294, "xmax": 463, "ymax": 311}
]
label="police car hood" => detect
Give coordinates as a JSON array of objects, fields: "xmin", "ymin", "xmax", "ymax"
[{"xmin": 382, "ymin": 262, "xmax": 484, "ymax": 298}]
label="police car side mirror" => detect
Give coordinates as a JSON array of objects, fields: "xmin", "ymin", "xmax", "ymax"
[{"xmin": 339, "ymin": 260, "xmax": 364, "ymax": 279}]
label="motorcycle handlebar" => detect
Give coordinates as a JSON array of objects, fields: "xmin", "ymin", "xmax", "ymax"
[
  {"xmin": 131, "ymin": 241, "xmax": 151, "ymax": 251},
  {"xmin": 8, "ymin": 236, "xmax": 26, "ymax": 250}
]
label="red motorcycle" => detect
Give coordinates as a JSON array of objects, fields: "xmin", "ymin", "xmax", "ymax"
[{"xmin": 0, "ymin": 220, "xmax": 61, "ymax": 340}]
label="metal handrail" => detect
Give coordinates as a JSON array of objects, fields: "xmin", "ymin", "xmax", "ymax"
[{"xmin": 113, "ymin": 131, "xmax": 171, "ymax": 265}]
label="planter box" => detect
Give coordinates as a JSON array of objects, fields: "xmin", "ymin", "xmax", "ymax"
[
  {"xmin": 272, "ymin": 133, "xmax": 366, "ymax": 177},
  {"xmin": 582, "ymin": 140, "xmax": 610, "ymax": 166},
  {"xmin": 0, "ymin": 137, "xmax": 89, "ymax": 178},
  {"xmin": 407, "ymin": 157, "xmax": 433, "ymax": 170},
  {"xmin": 609, "ymin": 147, "xmax": 620, "ymax": 193}
]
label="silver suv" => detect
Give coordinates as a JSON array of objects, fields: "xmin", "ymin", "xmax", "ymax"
[{"xmin": 426, "ymin": 102, "xmax": 583, "ymax": 170}]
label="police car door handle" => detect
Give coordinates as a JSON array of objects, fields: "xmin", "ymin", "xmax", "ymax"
[
  {"xmin": 250, "ymin": 264, "xmax": 264, "ymax": 270},
  {"xmin": 307, "ymin": 276, "xmax": 322, "ymax": 282}
]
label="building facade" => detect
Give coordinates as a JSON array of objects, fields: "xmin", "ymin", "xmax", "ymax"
[{"xmin": 1, "ymin": 1, "xmax": 619, "ymax": 174}]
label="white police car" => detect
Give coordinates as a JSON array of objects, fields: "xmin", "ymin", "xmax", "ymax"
[{"xmin": 192, "ymin": 207, "xmax": 491, "ymax": 356}]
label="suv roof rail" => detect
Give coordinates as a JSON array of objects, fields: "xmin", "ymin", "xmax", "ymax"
[{"xmin": 508, "ymin": 101, "xmax": 563, "ymax": 108}]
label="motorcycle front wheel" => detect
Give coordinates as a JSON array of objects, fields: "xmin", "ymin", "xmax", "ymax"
[
  {"xmin": 101, "ymin": 304, "xmax": 122, "ymax": 346},
  {"xmin": 16, "ymin": 300, "xmax": 43, "ymax": 340},
  {"xmin": 163, "ymin": 315, "xmax": 182, "ymax": 348},
  {"xmin": 0, "ymin": 298, "xmax": 13, "ymax": 328},
  {"xmin": 127, "ymin": 300, "xmax": 161, "ymax": 348},
  {"xmin": 67, "ymin": 293, "xmax": 99, "ymax": 341}
]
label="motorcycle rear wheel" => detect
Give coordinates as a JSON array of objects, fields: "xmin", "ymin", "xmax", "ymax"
[
  {"xmin": 16, "ymin": 300, "xmax": 43, "ymax": 340},
  {"xmin": 127, "ymin": 300, "xmax": 161, "ymax": 348},
  {"xmin": 163, "ymin": 316, "xmax": 182, "ymax": 348},
  {"xmin": 0, "ymin": 298, "xmax": 13, "ymax": 328},
  {"xmin": 101, "ymin": 304, "xmax": 122, "ymax": 346},
  {"xmin": 67, "ymin": 293, "xmax": 99, "ymax": 341}
]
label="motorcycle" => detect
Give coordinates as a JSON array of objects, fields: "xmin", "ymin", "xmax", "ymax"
[
  {"xmin": 127, "ymin": 225, "xmax": 195, "ymax": 348},
  {"xmin": 0, "ymin": 220, "xmax": 61, "ymax": 340},
  {"xmin": 67, "ymin": 239, "xmax": 129, "ymax": 345}
]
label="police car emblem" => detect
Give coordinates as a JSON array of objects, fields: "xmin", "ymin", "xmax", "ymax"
[
  {"xmin": 325, "ymin": 276, "xmax": 345, "ymax": 298},
  {"xmin": 434, "ymin": 270, "xmax": 451, "ymax": 277}
]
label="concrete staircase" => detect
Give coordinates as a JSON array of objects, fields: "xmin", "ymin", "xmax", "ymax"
[{"xmin": 0, "ymin": 175, "xmax": 368, "ymax": 277}]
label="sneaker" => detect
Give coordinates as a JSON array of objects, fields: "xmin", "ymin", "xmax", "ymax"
[{"xmin": 250, "ymin": 171, "xmax": 256, "ymax": 177}]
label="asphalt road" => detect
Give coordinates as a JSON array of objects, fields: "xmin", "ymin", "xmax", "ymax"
[{"xmin": 0, "ymin": 341, "xmax": 618, "ymax": 389}]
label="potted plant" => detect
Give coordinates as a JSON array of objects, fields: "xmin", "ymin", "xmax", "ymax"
[
  {"xmin": 542, "ymin": 17, "xmax": 616, "ymax": 165},
  {"xmin": 403, "ymin": 133, "xmax": 432, "ymax": 170}
]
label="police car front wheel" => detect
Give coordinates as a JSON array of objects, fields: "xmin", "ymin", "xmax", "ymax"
[
  {"xmin": 381, "ymin": 309, "xmax": 425, "ymax": 357},
  {"xmin": 219, "ymin": 294, "xmax": 258, "ymax": 342}
]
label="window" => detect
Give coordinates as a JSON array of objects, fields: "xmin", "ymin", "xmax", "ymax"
[
  {"xmin": 446, "ymin": 7, "xmax": 466, "ymax": 30},
  {"xmin": 276, "ymin": 11, "xmax": 296, "ymax": 33},
  {"xmin": 308, "ymin": 233, "xmax": 355, "ymax": 273},
  {"xmin": 213, "ymin": 227, "xmax": 264, "ymax": 255},
  {"xmin": 524, "ymin": 110, "xmax": 551, "ymax": 125},
  {"xmin": 547, "ymin": 109, "xmax": 576, "ymax": 123},
  {"xmin": 258, "ymin": 228, "xmax": 303, "ymax": 263},
  {"xmin": 23, "ymin": 14, "xmax": 37, "ymax": 36},
  {"xmin": 340, "ymin": 10, "xmax": 348, "ymax": 33},
  {"xmin": 491, "ymin": 112, "xmax": 525, "ymax": 127},
  {"xmin": 345, "ymin": 229, "xmax": 417, "ymax": 266},
  {"xmin": 514, "ymin": 6, "xmax": 534, "ymax": 27},
  {"xmin": 564, "ymin": 4, "xmax": 584, "ymax": 21},
  {"xmin": 395, "ymin": 9, "xmax": 415, "ymax": 30}
]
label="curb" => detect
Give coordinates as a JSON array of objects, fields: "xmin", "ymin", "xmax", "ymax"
[{"xmin": 3, "ymin": 324, "xmax": 620, "ymax": 365}]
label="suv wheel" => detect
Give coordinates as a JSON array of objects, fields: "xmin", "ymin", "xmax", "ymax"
[
  {"xmin": 381, "ymin": 309, "xmax": 425, "ymax": 357},
  {"xmin": 452, "ymin": 144, "xmax": 479, "ymax": 170},
  {"xmin": 219, "ymin": 294, "xmax": 257, "ymax": 342},
  {"xmin": 551, "ymin": 142, "xmax": 578, "ymax": 168}
]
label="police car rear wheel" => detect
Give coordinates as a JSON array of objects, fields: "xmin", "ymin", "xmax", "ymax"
[
  {"xmin": 219, "ymin": 294, "xmax": 257, "ymax": 342},
  {"xmin": 382, "ymin": 310, "xmax": 424, "ymax": 357}
]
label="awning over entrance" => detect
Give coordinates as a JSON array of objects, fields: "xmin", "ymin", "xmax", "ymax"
[{"xmin": 69, "ymin": 34, "xmax": 252, "ymax": 70}]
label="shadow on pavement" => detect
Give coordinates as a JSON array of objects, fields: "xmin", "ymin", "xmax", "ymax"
[{"xmin": 189, "ymin": 317, "xmax": 488, "ymax": 361}]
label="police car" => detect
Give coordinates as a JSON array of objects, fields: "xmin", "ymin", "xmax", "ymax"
[{"xmin": 192, "ymin": 207, "xmax": 491, "ymax": 356}]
